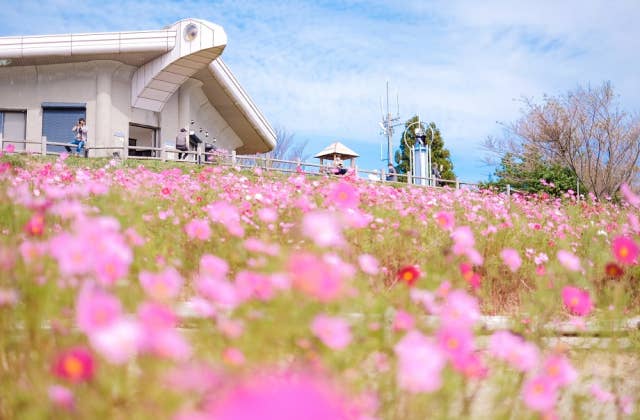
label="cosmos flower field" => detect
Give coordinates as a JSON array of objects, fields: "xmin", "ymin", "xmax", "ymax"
[{"xmin": 1, "ymin": 153, "xmax": 639, "ymax": 419}]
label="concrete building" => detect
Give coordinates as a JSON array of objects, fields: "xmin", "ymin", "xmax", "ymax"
[{"xmin": 0, "ymin": 18, "xmax": 276, "ymax": 157}]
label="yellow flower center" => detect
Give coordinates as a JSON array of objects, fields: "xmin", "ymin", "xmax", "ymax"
[{"xmin": 64, "ymin": 356, "xmax": 83, "ymax": 378}]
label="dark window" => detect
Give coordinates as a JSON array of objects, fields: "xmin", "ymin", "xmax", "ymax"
[{"xmin": 42, "ymin": 104, "xmax": 86, "ymax": 154}]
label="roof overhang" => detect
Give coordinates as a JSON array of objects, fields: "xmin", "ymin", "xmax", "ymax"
[{"xmin": 0, "ymin": 18, "xmax": 276, "ymax": 154}]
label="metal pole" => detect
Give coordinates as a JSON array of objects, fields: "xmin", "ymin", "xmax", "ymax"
[{"xmin": 386, "ymin": 82, "xmax": 393, "ymax": 165}]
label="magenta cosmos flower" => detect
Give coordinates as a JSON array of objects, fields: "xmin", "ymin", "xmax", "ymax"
[
  {"xmin": 52, "ymin": 347, "xmax": 95, "ymax": 383},
  {"xmin": 397, "ymin": 265, "xmax": 421, "ymax": 287},
  {"xmin": 611, "ymin": 236, "xmax": 639, "ymax": 265},
  {"xmin": 561, "ymin": 286, "xmax": 593, "ymax": 316}
]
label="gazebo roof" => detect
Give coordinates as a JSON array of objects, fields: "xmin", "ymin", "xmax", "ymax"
[{"xmin": 314, "ymin": 142, "xmax": 360, "ymax": 159}]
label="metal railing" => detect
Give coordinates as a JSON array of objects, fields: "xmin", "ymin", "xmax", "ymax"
[{"xmin": 1, "ymin": 137, "xmax": 508, "ymax": 193}]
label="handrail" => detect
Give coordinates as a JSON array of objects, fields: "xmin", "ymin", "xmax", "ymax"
[{"xmin": 0, "ymin": 138, "xmax": 497, "ymax": 191}]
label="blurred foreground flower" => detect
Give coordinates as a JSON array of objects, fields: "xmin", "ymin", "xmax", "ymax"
[
  {"xmin": 605, "ymin": 262, "xmax": 624, "ymax": 278},
  {"xmin": 203, "ymin": 371, "xmax": 356, "ymax": 420},
  {"xmin": 52, "ymin": 347, "xmax": 95, "ymax": 383},
  {"xmin": 48, "ymin": 385, "xmax": 74, "ymax": 410},
  {"xmin": 561, "ymin": 286, "xmax": 593, "ymax": 316},
  {"xmin": 397, "ymin": 265, "xmax": 421, "ymax": 287},
  {"xmin": 311, "ymin": 314, "xmax": 352, "ymax": 350},
  {"xmin": 611, "ymin": 236, "xmax": 639, "ymax": 265}
]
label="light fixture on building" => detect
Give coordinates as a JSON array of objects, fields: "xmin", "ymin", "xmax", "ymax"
[{"xmin": 184, "ymin": 23, "xmax": 198, "ymax": 41}]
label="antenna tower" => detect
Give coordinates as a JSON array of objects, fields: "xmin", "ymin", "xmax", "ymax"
[{"xmin": 379, "ymin": 81, "xmax": 402, "ymax": 164}]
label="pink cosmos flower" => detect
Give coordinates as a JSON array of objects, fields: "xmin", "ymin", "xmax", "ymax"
[
  {"xmin": 451, "ymin": 226, "xmax": 475, "ymax": 254},
  {"xmin": 394, "ymin": 330, "xmax": 446, "ymax": 393},
  {"xmin": 358, "ymin": 254, "xmax": 379, "ymax": 275},
  {"xmin": 620, "ymin": 183, "xmax": 640, "ymax": 208},
  {"xmin": 144, "ymin": 327, "xmax": 192, "ymax": 361},
  {"xmin": 392, "ymin": 310, "xmax": 415, "ymax": 332},
  {"xmin": 450, "ymin": 351, "xmax": 489, "ymax": 379},
  {"xmin": 207, "ymin": 201, "xmax": 244, "ymax": 237},
  {"xmin": 459, "ymin": 262, "xmax": 481, "ymax": 289},
  {"xmin": 52, "ymin": 347, "xmax": 95, "ymax": 383},
  {"xmin": 542, "ymin": 354, "xmax": 577, "ymax": 387},
  {"xmin": 288, "ymin": 252, "xmax": 345, "ymax": 302},
  {"xmin": 5, "ymin": 143, "xmax": 15, "ymax": 153},
  {"xmin": 207, "ymin": 371, "xmax": 354, "ymax": 420},
  {"xmin": 611, "ymin": 236, "xmax": 639, "ymax": 265},
  {"xmin": 48, "ymin": 385, "xmax": 74, "ymax": 410},
  {"xmin": 522, "ymin": 375, "xmax": 558, "ymax": 413},
  {"xmin": 139, "ymin": 267, "xmax": 183, "ymax": 301},
  {"xmin": 163, "ymin": 362, "xmax": 221, "ymax": 394},
  {"xmin": 218, "ymin": 318, "xmax": 245, "ymax": 339},
  {"xmin": 185, "ymin": 218, "xmax": 211, "ymax": 240},
  {"xmin": 311, "ymin": 314, "xmax": 352, "ymax": 350},
  {"xmin": 561, "ymin": 286, "xmax": 593, "ymax": 316},
  {"xmin": 257, "ymin": 207, "xmax": 278, "ymax": 223},
  {"xmin": 0, "ymin": 288, "xmax": 18, "ymax": 307},
  {"xmin": 0, "ymin": 244, "xmax": 16, "ymax": 271},
  {"xmin": 199, "ymin": 254, "xmax": 229, "ymax": 279},
  {"xmin": 76, "ymin": 283, "xmax": 122, "ymax": 334},
  {"xmin": 434, "ymin": 211, "xmax": 455, "ymax": 230},
  {"xmin": 235, "ymin": 270, "xmax": 274, "ymax": 302},
  {"xmin": 89, "ymin": 318, "xmax": 142, "ymax": 365},
  {"xmin": 24, "ymin": 213, "xmax": 45, "ymax": 236},
  {"xmin": 501, "ymin": 248, "xmax": 522, "ymax": 272},
  {"xmin": 302, "ymin": 211, "xmax": 345, "ymax": 248},
  {"xmin": 589, "ymin": 383, "xmax": 614, "ymax": 403},
  {"xmin": 327, "ymin": 181, "xmax": 360, "ymax": 209},
  {"xmin": 436, "ymin": 325, "xmax": 475, "ymax": 359},
  {"xmin": 222, "ymin": 347, "xmax": 245, "ymax": 366},
  {"xmin": 410, "ymin": 288, "xmax": 440, "ymax": 314},
  {"xmin": 94, "ymin": 254, "xmax": 129, "ymax": 287},
  {"xmin": 195, "ymin": 275, "xmax": 239, "ymax": 309},
  {"xmin": 439, "ymin": 290, "xmax": 480, "ymax": 329},
  {"xmin": 557, "ymin": 250, "xmax": 581, "ymax": 272},
  {"xmin": 489, "ymin": 331, "xmax": 539, "ymax": 372},
  {"xmin": 138, "ymin": 302, "xmax": 177, "ymax": 330}
]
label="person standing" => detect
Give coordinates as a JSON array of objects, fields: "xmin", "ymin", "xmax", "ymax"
[
  {"xmin": 65, "ymin": 118, "xmax": 87, "ymax": 156},
  {"xmin": 386, "ymin": 163, "xmax": 398, "ymax": 181},
  {"xmin": 175, "ymin": 128, "xmax": 188, "ymax": 160}
]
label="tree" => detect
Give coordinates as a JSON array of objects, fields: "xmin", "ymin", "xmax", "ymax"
[
  {"xmin": 269, "ymin": 127, "xmax": 309, "ymax": 161},
  {"xmin": 257, "ymin": 127, "xmax": 309, "ymax": 170},
  {"xmin": 484, "ymin": 151, "xmax": 584, "ymax": 196},
  {"xmin": 394, "ymin": 116, "xmax": 455, "ymax": 182},
  {"xmin": 485, "ymin": 82, "xmax": 640, "ymax": 198}
]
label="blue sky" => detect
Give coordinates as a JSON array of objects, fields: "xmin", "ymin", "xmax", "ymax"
[{"xmin": 1, "ymin": 0, "xmax": 639, "ymax": 182}]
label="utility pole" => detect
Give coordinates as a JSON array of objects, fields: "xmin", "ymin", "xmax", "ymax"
[{"xmin": 379, "ymin": 81, "xmax": 401, "ymax": 164}]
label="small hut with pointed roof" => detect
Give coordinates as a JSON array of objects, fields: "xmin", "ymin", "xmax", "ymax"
[{"xmin": 314, "ymin": 142, "xmax": 360, "ymax": 171}]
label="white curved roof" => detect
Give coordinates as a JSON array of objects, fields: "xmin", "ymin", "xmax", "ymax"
[{"xmin": 0, "ymin": 18, "xmax": 276, "ymax": 153}]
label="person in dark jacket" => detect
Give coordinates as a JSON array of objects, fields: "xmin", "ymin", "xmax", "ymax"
[
  {"xmin": 175, "ymin": 128, "xmax": 188, "ymax": 160},
  {"xmin": 386, "ymin": 163, "xmax": 397, "ymax": 181}
]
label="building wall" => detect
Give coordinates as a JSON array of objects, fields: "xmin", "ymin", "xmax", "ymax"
[
  {"xmin": 0, "ymin": 60, "xmax": 244, "ymax": 157},
  {"xmin": 188, "ymin": 84, "xmax": 243, "ymax": 152}
]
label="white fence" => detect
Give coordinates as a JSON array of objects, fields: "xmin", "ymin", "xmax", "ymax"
[{"xmin": 1, "ymin": 136, "xmax": 503, "ymax": 192}]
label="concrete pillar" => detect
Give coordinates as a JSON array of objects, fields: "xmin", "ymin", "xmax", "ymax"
[
  {"xmin": 95, "ymin": 62, "xmax": 120, "ymax": 151},
  {"xmin": 178, "ymin": 78, "xmax": 204, "ymax": 133}
]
